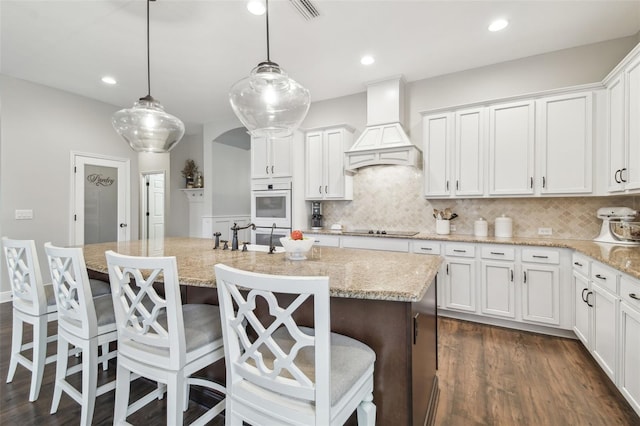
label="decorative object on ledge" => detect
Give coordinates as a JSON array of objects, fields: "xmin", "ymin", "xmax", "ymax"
[
  {"xmin": 111, "ymin": 0, "xmax": 185, "ymax": 153},
  {"xmin": 181, "ymin": 159, "xmax": 199, "ymax": 188},
  {"xmin": 180, "ymin": 188, "xmax": 204, "ymax": 201},
  {"xmin": 228, "ymin": 0, "xmax": 310, "ymax": 138}
]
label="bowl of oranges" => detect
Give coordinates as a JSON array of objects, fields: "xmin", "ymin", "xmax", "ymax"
[{"xmin": 279, "ymin": 230, "xmax": 315, "ymax": 260}]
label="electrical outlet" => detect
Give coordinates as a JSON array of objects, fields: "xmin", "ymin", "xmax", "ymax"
[
  {"xmin": 15, "ymin": 209, "xmax": 33, "ymax": 220},
  {"xmin": 538, "ymin": 227, "xmax": 552, "ymax": 236},
  {"xmin": 450, "ymin": 224, "xmax": 456, "ymax": 232}
]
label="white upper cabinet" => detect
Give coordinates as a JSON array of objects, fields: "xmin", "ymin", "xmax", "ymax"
[
  {"xmin": 251, "ymin": 136, "xmax": 292, "ymax": 180},
  {"xmin": 304, "ymin": 125, "xmax": 354, "ymax": 200},
  {"xmin": 422, "ymin": 108, "xmax": 484, "ymax": 198},
  {"xmin": 605, "ymin": 47, "xmax": 640, "ymax": 194},
  {"xmin": 536, "ymin": 91, "xmax": 593, "ymax": 194},
  {"xmin": 423, "ymin": 113, "xmax": 452, "ymax": 197},
  {"xmin": 488, "ymin": 100, "xmax": 536, "ymax": 196}
]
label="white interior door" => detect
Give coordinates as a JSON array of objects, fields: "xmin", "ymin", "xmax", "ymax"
[
  {"xmin": 72, "ymin": 153, "xmax": 130, "ymax": 245},
  {"xmin": 141, "ymin": 172, "xmax": 165, "ymax": 240}
]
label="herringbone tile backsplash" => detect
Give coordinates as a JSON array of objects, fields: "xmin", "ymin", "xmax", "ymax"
[{"xmin": 321, "ymin": 166, "xmax": 639, "ymax": 240}]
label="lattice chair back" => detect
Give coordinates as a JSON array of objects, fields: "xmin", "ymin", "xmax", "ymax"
[
  {"xmin": 44, "ymin": 243, "xmax": 97, "ymax": 340},
  {"xmin": 105, "ymin": 250, "xmax": 186, "ymax": 371},
  {"xmin": 3, "ymin": 237, "xmax": 48, "ymax": 316},
  {"xmin": 214, "ymin": 264, "xmax": 332, "ymax": 424}
]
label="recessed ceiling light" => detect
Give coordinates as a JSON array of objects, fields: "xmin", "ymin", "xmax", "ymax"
[
  {"xmin": 101, "ymin": 76, "xmax": 117, "ymax": 85},
  {"xmin": 247, "ymin": 0, "xmax": 266, "ymax": 15},
  {"xmin": 488, "ymin": 19, "xmax": 509, "ymax": 32},
  {"xmin": 360, "ymin": 55, "xmax": 375, "ymax": 66}
]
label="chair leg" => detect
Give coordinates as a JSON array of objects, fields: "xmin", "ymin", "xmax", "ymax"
[
  {"xmin": 80, "ymin": 341, "xmax": 98, "ymax": 426},
  {"xmin": 50, "ymin": 335, "xmax": 70, "ymax": 414},
  {"xmin": 28, "ymin": 315, "xmax": 48, "ymax": 402},
  {"xmin": 6, "ymin": 314, "xmax": 23, "ymax": 384},
  {"xmin": 167, "ymin": 372, "xmax": 185, "ymax": 426},
  {"xmin": 113, "ymin": 362, "xmax": 131, "ymax": 424},
  {"xmin": 225, "ymin": 402, "xmax": 243, "ymax": 426},
  {"xmin": 356, "ymin": 392, "xmax": 376, "ymax": 426}
]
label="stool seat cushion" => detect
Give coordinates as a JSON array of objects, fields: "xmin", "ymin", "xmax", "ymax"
[
  {"xmin": 44, "ymin": 283, "xmax": 56, "ymax": 308},
  {"xmin": 93, "ymin": 294, "xmax": 116, "ymax": 327},
  {"xmin": 182, "ymin": 304, "xmax": 224, "ymax": 352},
  {"xmin": 89, "ymin": 279, "xmax": 111, "ymax": 297}
]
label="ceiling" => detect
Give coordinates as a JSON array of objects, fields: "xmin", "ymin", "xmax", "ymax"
[{"xmin": 2, "ymin": 0, "xmax": 640, "ymax": 134}]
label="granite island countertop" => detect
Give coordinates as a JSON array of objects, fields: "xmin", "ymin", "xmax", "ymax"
[
  {"xmin": 82, "ymin": 237, "xmax": 441, "ymax": 303},
  {"xmin": 307, "ymin": 229, "xmax": 640, "ymax": 280}
]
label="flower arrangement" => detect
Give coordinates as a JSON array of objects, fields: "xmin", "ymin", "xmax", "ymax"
[{"xmin": 181, "ymin": 159, "xmax": 199, "ymax": 188}]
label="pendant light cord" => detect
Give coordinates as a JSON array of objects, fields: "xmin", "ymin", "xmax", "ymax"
[
  {"xmin": 265, "ymin": 0, "xmax": 270, "ymax": 62},
  {"xmin": 146, "ymin": 0, "xmax": 151, "ymax": 97}
]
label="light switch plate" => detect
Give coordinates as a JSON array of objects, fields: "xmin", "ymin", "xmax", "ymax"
[
  {"xmin": 538, "ymin": 227, "xmax": 552, "ymax": 236},
  {"xmin": 15, "ymin": 209, "xmax": 33, "ymax": 220}
]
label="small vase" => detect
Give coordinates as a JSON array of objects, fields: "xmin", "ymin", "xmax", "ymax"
[{"xmin": 186, "ymin": 176, "xmax": 194, "ymax": 188}]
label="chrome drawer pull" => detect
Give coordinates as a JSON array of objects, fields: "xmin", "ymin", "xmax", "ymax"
[
  {"xmin": 421, "ymin": 247, "xmax": 433, "ymax": 251},
  {"xmin": 532, "ymin": 255, "xmax": 549, "ymax": 259},
  {"xmin": 574, "ymin": 261, "xmax": 583, "ymax": 267},
  {"xmin": 595, "ymin": 274, "xmax": 607, "ymax": 280},
  {"xmin": 453, "ymin": 249, "xmax": 466, "ymax": 253},
  {"xmin": 630, "ymin": 293, "xmax": 640, "ymax": 301},
  {"xmin": 490, "ymin": 251, "xmax": 505, "ymax": 255}
]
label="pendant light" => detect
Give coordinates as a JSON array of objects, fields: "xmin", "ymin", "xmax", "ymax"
[
  {"xmin": 229, "ymin": 0, "xmax": 310, "ymax": 138},
  {"xmin": 112, "ymin": 0, "xmax": 185, "ymax": 153}
]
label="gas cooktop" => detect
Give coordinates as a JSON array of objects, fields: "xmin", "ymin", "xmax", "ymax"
[{"xmin": 349, "ymin": 230, "xmax": 420, "ymax": 237}]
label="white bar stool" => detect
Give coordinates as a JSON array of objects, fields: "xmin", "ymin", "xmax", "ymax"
[{"xmin": 214, "ymin": 263, "xmax": 376, "ymax": 425}]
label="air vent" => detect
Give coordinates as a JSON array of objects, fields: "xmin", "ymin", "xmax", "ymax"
[{"xmin": 289, "ymin": 0, "xmax": 319, "ymax": 20}]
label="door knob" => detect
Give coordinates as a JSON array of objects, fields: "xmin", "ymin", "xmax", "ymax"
[{"xmin": 119, "ymin": 223, "xmax": 128, "ymax": 228}]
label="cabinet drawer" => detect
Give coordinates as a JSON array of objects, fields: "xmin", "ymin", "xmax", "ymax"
[
  {"xmin": 445, "ymin": 244, "xmax": 475, "ymax": 258},
  {"xmin": 481, "ymin": 246, "xmax": 515, "ymax": 261},
  {"xmin": 521, "ymin": 248, "xmax": 560, "ymax": 264},
  {"xmin": 591, "ymin": 262, "xmax": 618, "ymax": 295},
  {"xmin": 572, "ymin": 252, "xmax": 590, "ymax": 277},
  {"xmin": 309, "ymin": 234, "xmax": 340, "ymax": 247},
  {"xmin": 620, "ymin": 275, "xmax": 640, "ymax": 310},
  {"xmin": 411, "ymin": 241, "xmax": 441, "ymax": 255}
]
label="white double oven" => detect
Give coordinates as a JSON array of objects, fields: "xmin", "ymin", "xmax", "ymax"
[{"xmin": 251, "ymin": 181, "xmax": 292, "ymax": 246}]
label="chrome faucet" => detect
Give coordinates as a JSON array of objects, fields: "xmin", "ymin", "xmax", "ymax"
[
  {"xmin": 268, "ymin": 222, "xmax": 277, "ymax": 254},
  {"xmin": 231, "ymin": 222, "xmax": 256, "ymax": 251}
]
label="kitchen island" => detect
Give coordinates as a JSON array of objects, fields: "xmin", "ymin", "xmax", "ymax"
[{"xmin": 83, "ymin": 237, "xmax": 442, "ymax": 426}]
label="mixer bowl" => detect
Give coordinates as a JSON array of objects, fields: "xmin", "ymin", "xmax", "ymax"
[{"xmin": 610, "ymin": 221, "xmax": 640, "ymax": 243}]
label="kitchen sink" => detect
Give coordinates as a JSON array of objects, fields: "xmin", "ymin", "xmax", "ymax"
[{"xmin": 349, "ymin": 230, "xmax": 420, "ymax": 237}]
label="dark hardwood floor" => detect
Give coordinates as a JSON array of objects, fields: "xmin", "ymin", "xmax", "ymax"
[
  {"xmin": 435, "ymin": 316, "xmax": 640, "ymax": 425},
  {"xmin": 1, "ymin": 305, "xmax": 638, "ymax": 425}
]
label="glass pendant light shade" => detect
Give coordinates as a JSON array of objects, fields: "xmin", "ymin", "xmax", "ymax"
[
  {"xmin": 229, "ymin": 61, "xmax": 310, "ymax": 138},
  {"xmin": 112, "ymin": 95, "xmax": 185, "ymax": 153}
]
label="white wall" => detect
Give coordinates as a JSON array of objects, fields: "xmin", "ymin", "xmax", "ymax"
[
  {"xmin": 0, "ymin": 75, "xmax": 141, "ymax": 295},
  {"xmin": 211, "ymin": 141, "xmax": 250, "ymax": 216}
]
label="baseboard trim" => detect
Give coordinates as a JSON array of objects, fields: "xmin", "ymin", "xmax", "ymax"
[{"xmin": 0, "ymin": 291, "xmax": 12, "ymax": 304}]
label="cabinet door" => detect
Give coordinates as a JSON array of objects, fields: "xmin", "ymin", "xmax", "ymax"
[
  {"xmin": 423, "ymin": 113, "xmax": 452, "ymax": 197},
  {"xmin": 573, "ymin": 271, "xmax": 591, "ymax": 348},
  {"xmin": 489, "ymin": 101, "xmax": 535, "ymax": 195},
  {"xmin": 521, "ymin": 263, "xmax": 560, "ymax": 325},
  {"xmin": 537, "ymin": 92, "xmax": 593, "ymax": 194},
  {"xmin": 270, "ymin": 136, "xmax": 292, "ymax": 178},
  {"xmin": 625, "ymin": 54, "xmax": 640, "ymax": 191},
  {"xmin": 444, "ymin": 259, "xmax": 476, "ymax": 312},
  {"xmin": 325, "ymin": 128, "xmax": 348, "ymax": 199},
  {"xmin": 251, "ymin": 136, "xmax": 270, "ymax": 179},
  {"xmin": 455, "ymin": 108, "xmax": 484, "ymax": 196},
  {"xmin": 481, "ymin": 261, "xmax": 515, "ymax": 319},
  {"xmin": 607, "ymin": 74, "xmax": 626, "ymax": 192},
  {"xmin": 591, "ymin": 282, "xmax": 618, "ymax": 381},
  {"xmin": 619, "ymin": 302, "xmax": 640, "ymax": 415},
  {"xmin": 305, "ymin": 132, "xmax": 324, "ymax": 199}
]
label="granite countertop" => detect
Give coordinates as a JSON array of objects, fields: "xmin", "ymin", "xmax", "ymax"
[
  {"xmin": 307, "ymin": 229, "xmax": 640, "ymax": 280},
  {"xmin": 83, "ymin": 237, "xmax": 441, "ymax": 303}
]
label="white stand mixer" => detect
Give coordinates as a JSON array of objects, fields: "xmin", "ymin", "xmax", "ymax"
[{"xmin": 594, "ymin": 207, "xmax": 640, "ymax": 245}]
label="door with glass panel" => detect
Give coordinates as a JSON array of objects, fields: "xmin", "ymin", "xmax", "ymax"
[{"xmin": 72, "ymin": 154, "xmax": 130, "ymax": 245}]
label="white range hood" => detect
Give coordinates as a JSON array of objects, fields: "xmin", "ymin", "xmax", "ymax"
[{"xmin": 345, "ymin": 76, "xmax": 421, "ymax": 171}]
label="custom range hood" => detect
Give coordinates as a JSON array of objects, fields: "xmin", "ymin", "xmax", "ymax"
[{"xmin": 345, "ymin": 76, "xmax": 421, "ymax": 171}]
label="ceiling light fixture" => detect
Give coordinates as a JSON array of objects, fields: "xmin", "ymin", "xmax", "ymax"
[
  {"xmin": 360, "ymin": 55, "xmax": 375, "ymax": 66},
  {"xmin": 247, "ymin": 0, "xmax": 266, "ymax": 15},
  {"xmin": 229, "ymin": 0, "xmax": 310, "ymax": 138},
  {"xmin": 488, "ymin": 18, "xmax": 509, "ymax": 32},
  {"xmin": 112, "ymin": 0, "xmax": 185, "ymax": 153},
  {"xmin": 101, "ymin": 76, "xmax": 117, "ymax": 85}
]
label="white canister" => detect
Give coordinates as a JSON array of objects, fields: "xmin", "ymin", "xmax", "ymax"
[
  {"xmin": 436, "ymin": 219, "xmax": 450, "ymax": 235},
  {"xmin": 474, "ymin": 218, "xmax": 488, "ymax": 237},
  {"xmin": 494, "ymin": 214, "xmax": 513, "ymax": 238}
]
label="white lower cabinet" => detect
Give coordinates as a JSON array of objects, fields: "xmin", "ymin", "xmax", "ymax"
[
  {"xmin": 619, "ymin": 276, "xmax": 640, "ymax": 415},
  {"xmin": 572, "ymin": 269, "xmax": 591, "ymax": 347},
  {"xmin": 444, "ymin": 258, "xmax": 477, "ymax": 312},
  {"xmin": 521, "ymin": 263, "xmax": 561, "ymax": 326},
  {"xmin": 591, "ymin": 281, "xmax": 618, "ymax": 381},
  {"xmin": 481, "ymin": 261, "xmax": 516, "ymax": 319}
]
